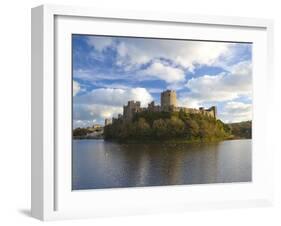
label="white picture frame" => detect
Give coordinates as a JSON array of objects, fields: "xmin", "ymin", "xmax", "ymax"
[{"xmin": 31, "ymin": 4, "xmax": 274, "ymax": 221}]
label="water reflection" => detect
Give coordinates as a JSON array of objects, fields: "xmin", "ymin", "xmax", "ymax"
[{"xmin": 72, "ymin": 139, "xmax": 252, "ymax": 190}]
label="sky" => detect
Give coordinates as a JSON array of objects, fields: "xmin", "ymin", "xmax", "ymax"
[{"xmin": 72, "ymin": 34, "xmax": 252, "ymax": 128}]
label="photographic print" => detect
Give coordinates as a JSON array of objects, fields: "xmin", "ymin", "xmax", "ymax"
[{"xmin": 72, "ymin": 35, "xmax": 252, "ymax": 190}]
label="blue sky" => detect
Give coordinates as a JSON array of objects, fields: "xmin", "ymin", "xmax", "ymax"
[{"xmin": 72, "ymin": 35, "xmax": 252, "ymax": 127}]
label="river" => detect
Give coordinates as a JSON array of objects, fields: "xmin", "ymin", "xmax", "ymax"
[{"xmin": 72, "ymin": 139, "xmax": 251, "ymax": 190}]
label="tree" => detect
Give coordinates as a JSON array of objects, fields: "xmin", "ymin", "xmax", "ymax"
[
  {"xmin": 185, "ymin": 118, "xmax": 199, "ymax": 138},
  {"xmin": 103, "ymin": 111, "xmax": 232, "ymax": 142},
  {"xmin": 73, "ymin": 127, "xmax": 89, "ymax": 137},
  {"xmin": 152, "ymin": 118, "xmax": 168, "ymax": 138},
  {"xmin": 198, "ymin": 120, "xmax": 212, "ymax": 138},
  {"xmin": 135, "ymin": 118, "xmax": 150, "ymax": 138},
  {"xmin": 166, "ymin": 117, "xmax": 185, "ymax": 137}
]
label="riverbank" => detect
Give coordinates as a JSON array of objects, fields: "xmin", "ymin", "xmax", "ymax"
[
  {"xmin": 73, "ymin": 135, "xmax": 248, "ymax": 144},
  {"xmin": 93, "ymin": 135, "xmax": 240, "ymax": 144},
  {"xmin": 73, "ymin": 136, "xmax": 103, "ymax": 140}
]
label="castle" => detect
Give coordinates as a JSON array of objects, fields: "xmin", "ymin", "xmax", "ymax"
[{"xmin": 106, "ymin": 90, "xmax": 217, "ymax": 125}]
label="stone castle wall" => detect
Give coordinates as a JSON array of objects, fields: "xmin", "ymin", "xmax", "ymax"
[
  {"xmin": 123, "ymin": 100, "xmax": 142, "ymax": 121},
  {"xmin": 120, "ymin": 90, "xmax": 217, "ymax": 122}
]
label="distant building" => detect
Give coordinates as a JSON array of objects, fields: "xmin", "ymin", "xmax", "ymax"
[
  {"xmin": 92, "ymin": 124, "xmax": 102, "ymax": 129},
  {"xmin": 88, "ymin": 124, "xmax": 103, "ymax": 132},
  {"xmin": 111, "ymin": 89, "xmax": 217, "ymax": 122}
]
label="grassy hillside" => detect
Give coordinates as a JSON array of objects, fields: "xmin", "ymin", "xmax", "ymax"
[
  {"xmin": 227, "ymin": 121, "xmax": 252, "ymax": 139},
  {"xmin": 104, "ymin": 110, "xmax": 232, "ymax": 142}
]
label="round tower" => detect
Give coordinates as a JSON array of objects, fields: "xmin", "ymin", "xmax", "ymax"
[{"xmin": 161, "ymin": 90, "xmax": 177, "ymax": 111}]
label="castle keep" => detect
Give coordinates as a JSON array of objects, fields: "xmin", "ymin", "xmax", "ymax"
[
  {"xmin": 161, "ymin": 90, "xmax": 177, "ymax": 111},
  {"xmin": 110, "ymin": 90, "xmax": 217, "ymax": 123}
]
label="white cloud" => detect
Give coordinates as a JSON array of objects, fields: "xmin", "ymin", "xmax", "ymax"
[
  {"xmin": 73, "ymin": 69, "xmax": 120, "ymax": 82},
  {"xmin": 147, "ymin": 88, "xmax": 165, "ymax": 93},
  {"xmin": 177, "ymin": 96, "xmax": 201, "ymax": 109},
  {"xmin": 84, "ymin": 37, "xmax": 233, "ymax": 72},
  {"xmin": 219, "ymin": 101, "xmax": 252, "ymax": 123},
  {"xmin": 73, "ymin": 119, "xmax": 97, "ymax": 128},
  {"xmin": 76, "ymin": 87, "xmax": 153, "ymax": 107},
  {"xmin": 82, "ymin": 37, "xmax": 248, "ymax": 86},
  {"xmin": 86, "ymin": 36, "xmax": 114, "ymax": 52},
  {"xmin": 73, "ymin": 80, "xmax": 80, "ymax": 96},
  {"xmin": 87, "ymin": 104, "xmax": 123, "ymax": 119},
  {"xmin": 115, "ymin": 39, "xmax": 232, "ymax": 71},
  {"xmin": 73, "ymin": 103, "xmax": 123, "ymax": 127},
  {"xmin": 140, "ymin": 61, "xmax": 185, "ymax": 83},
  {"xmin": 213, "ymin": 43, "xmax": 252, "ymax": 70},
  {"xmin": 73, "ymin": 87, "xmax": 153, "ymax": 126},
  {"xmin": 180, "ymin": 60, "xmax": 252, "ymax": 107}
]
